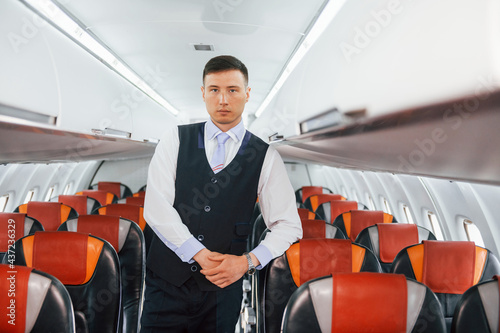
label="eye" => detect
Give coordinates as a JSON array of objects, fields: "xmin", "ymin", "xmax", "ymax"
[{"xmin": 210, "ymin": 88, "xmax": 218, "ymax": 92}]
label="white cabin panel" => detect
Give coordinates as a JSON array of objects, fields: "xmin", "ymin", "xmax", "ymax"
[
  {"xmin": 92, "ymin": 157, "xmax": 151, "ymax": 194},
  {"xmin": 284, "ymin": 163, "xmax": 311, "ymax": 195},
  {"xmin": 460, "ymin": 182, "xmax": 500, "ymax": 257},
  {"xmin": 0, "ymin": 1, "xmax": 179, "ymax": 141},
  {"xmin": 253, "ymin": 0, "xmax": 500, "ymax": 135}
]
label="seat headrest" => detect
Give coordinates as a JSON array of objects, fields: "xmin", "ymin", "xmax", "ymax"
[
  {"xmin": 341, "ymin": 210, "xmax": 393, "ymax": 241},
  {"xmin": 99, "ymin": 204, "xmax": 146, "ymax": 230},
  {"xmin": 308, "ymin": 194, "xmax": 345, "ymax": 211},
  {"xmin": 422, "ymin": 240, "xmax": 477, "ymax": 294},
  {"xmin": 1, "ymin": 213, "xmax": 26, "ymax": 252},
  {"xmin": 325, "ymin": 200, "xmax": 358, "ymax": 224},
  {"xmin": 124, "ymin": 196, "xmax": 144, "ymax": 206},
  {"xmin": 298, "ymin": 208, "xmax": 315, "ymax": 220},
  {"xmin": 74, "ymin": 215, "xmax": 122, "ymax": 252},
  {"xmin": 23, "ymin": 232, "xmax": 103, "ymax": 285},
  {"xmin": 403, "ymin": 241, "xmax": 488, "ymax": 295},
  {"xmin": 301, "ymin": 220, "xmax": 327, "ymax": 239},
  {"xmin": 301, "ymin": 186, "xmax": 324, "ymax": 203},
  {"xmin": 287, "ymin": 239, "xmax": 365, "ymax": 286},
  {"xmin": 18, "ymin": 202, "xmax": 71, "ymax": 231},
  {"xmin": 98, "ymin": 182, "xmax": 122, "ymax": 199},
  {"xmin": 377, "ymin": 223, "xmax": 418, "ymax": 263},
  {"xmin": 77, "ymin": 190, "xmax": 114, "ymax": 206},
  {"xmin": 58, "ymin": 195, "xmax": 88, "ymax": 215},
  {"xmin": 330, "ymin": 273, "xmax": 408, "ymax": 332}
]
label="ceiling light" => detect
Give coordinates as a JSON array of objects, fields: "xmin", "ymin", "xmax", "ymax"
[
  {"xmin": 254, "ymin": 0, "xmax": 347, "ymax": 118},
  {"xmin": 20, "ymin": 0, "xmax": 179, "ymax": 117}
]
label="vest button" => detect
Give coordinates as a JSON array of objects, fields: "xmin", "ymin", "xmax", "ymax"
[
  {"xmin": 198, "ymin": 235, "xmax": 204, "ymax": 241},
  {"xmin": 204, "ymin": 206, "xmax": 211, "ymax": 212},
  {"xmin": 191, "ymin": 265, "xmax": 198, "ymax": 272},
  {"xmin": 211, "ymin": 177, "xmax": 218, "ymax": 184}
]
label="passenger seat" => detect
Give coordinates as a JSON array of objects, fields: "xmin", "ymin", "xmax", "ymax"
[
  {"xmin": 97, "ymin": 203, "xmax": 153, "ymax": 254},
  {"xmin": 451, "ymin": 275, "xmax": 500, "ymax": 332},
  {"xmin": 295, "ymin": 186, "xmax": 332, "ymax": 205},
  {"xmin": 301, "ymin": 219, "xmax": 346, "ymax": 239},
  {"xmin": 90, "ymin": 181, "xmax": 133, "ymax": 199},
  {"xmin": 297, "ymin": 207, "xmax": 319, "ymax": 220},
  {"xmin": 56, "ymin": 194, "xmax": 101, "ymax": 215},
  {"xmin": 391, "ymin": 240, "xmax": 500, "ymax": 331},
  {"xmin": 118, "ymin": 196, "xmax": 145, "ymax": 206},
  {"xmin": 14, "ymin": 201, "xmax": 77, "ymax": 231},
  {"xmin": 3, "ymin": 231, "xmax": 121, "ymax": 333},
  {"xmin": 0, "ymin": 264, "xmax": 76, "ymax": 332},
  {"xmin": 263, "ymin": 239, "xmax": 381, "ymax": 333},
  {"xmin": 332, "ymin": 210, "xmax": 396, "ymax": 241},
  {"xmin": 302, "ymin": 193, "xmax": 346, "ymax": 212},
  {"xmin": 355, "ymin": 223, "xmax": 435, "ymax": 272},
  {"xmin": 59, "ymin": 215, "xmax": 145, "ymax": 333},
  {"xmin": 281, "ymin": 272, "xmax": 446, "ymax": 333},
  {"xmin": 0, "ymin": 213, "xmax": 43, "ymax": 260},
  {"xmin": 76, "ymin": 189, "xmax": 118, "ymax": 206}
]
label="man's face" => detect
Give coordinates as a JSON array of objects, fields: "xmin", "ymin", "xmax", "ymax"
[{"xmin": 202, "ymin": 69, "xmax": 250, "ymax": 132}]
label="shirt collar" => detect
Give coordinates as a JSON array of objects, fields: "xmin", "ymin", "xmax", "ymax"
[{"xmin": 206, "ymin": 119, "xmax": 246, "ymax": 142}]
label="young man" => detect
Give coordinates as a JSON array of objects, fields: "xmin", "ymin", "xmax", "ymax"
[{"xmin": 141, "ymin": 55, "xmax": 302, "ymax": 332}]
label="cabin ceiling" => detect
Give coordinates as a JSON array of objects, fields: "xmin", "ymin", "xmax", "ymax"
[{"xmin": 54, "ymin": 0, "xmax": 327, "ymax": 122}]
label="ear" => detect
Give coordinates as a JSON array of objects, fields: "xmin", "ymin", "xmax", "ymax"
[
  {"xmin": 201, "ymin": 86, "xmax": 206, "ymax": 102},
  {"xmin": 245, "ymin": 86, "xmax": 251, "ymax": 103}
]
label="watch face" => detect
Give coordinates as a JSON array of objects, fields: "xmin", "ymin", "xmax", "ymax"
[{"xmin": 248, "ymin": 267, "xmax": 256, "ymax": 275}]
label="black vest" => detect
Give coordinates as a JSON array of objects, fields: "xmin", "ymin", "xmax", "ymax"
[{"xmin": 146, "ymin": 122, "xmax": 268, "ymax": 291}]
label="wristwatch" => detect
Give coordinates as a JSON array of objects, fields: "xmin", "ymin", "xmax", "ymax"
[{"xmin": 244, "ymin": 252, "xmax": 256, "ymax": 275}]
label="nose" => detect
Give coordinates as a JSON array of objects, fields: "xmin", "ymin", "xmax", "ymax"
[{"xmin": 219, "ymin": 92, "xmax": 228, "ymax": 104}]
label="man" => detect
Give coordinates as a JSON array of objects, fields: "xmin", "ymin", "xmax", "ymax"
[{"xmin": 141, "ymin": 55, "xmax": 302, "ymax": 332}]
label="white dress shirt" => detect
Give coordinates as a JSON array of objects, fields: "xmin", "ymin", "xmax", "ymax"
[{"xmin": 144, "ymin": 119, "xmax": 302, "ymax": 269}]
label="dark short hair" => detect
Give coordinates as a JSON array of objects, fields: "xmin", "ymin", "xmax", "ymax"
[{"xmin": 203, "ymin": 55, "xmax": 248, "ymax": 86}]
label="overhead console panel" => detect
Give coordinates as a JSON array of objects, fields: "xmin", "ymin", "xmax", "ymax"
[
  {"xmin": 276, "ymin": 90, "xmax": 500, "ymax": 185},
  {"xmin": 0, "ymin": 118, "xmax": 156, "ymax": 164}
]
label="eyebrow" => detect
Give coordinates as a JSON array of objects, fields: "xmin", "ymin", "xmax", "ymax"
[{"xmin": 206, "ymin": 84, "xmax": 242, "ymax": 89}]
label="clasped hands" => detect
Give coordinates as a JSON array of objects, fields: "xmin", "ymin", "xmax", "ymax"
[{"xmin": 193, "ymin": 248, "xmax": 259, "ymax": 288}]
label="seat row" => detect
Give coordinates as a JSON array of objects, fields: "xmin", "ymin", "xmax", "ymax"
[
  {"xmin": 241, "ymin": 185, "xmax": 500, "ymax": 333},
  {"xmin": 0, "ymin": 181, "xmax": 148, "ymax": 333}
]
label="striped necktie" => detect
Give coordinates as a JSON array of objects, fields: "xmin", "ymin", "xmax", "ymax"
[{"xmin": 210, "ymin": 132, "xmax": 230, "ymax": 173}]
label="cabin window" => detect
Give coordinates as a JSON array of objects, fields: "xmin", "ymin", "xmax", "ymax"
[
  {"xmin": 45, "ymin": 186, "xmax": 56, "ymax": 201},
  {"xmin": 23, "ymin": 190, "xmax": 35, "ymax": 204},
  {"xmin": 403, "ymin": 205, "xmax": 415, "ymax": 224},
  {"xmin": 368, "ymin": 196, "xmax": 376, "ymax": 210},
  {"xmin": 427, "ymin": 212, "xmax": 444, "ymax": 240},
  {"xmin": 382, "ymin": 197, "xmax": 392, "ymax": 215},
  {"xmin": 463, "ymin": 219, "xmax": 485, "ymax": 247},
  {"xmin": 0, "ymin": 195, "xmax": 9, "ymax": 212},
  {"xmin": 63, "ymin": 183, "xmax": 72, "ymax": 195}
]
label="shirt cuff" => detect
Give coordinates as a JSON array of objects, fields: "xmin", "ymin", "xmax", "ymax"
[
  {"xmin": 251, "ymin": 244, "xmax": 273, "ymax": 269},
  {"xmin": 176, "ymin": 236, "xmax": 206, "ymax": 263}
]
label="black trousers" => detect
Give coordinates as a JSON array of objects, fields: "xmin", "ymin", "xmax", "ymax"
[{"xmin": 140, "ymin": 269, "xmax": 243, "ymax": 333}]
